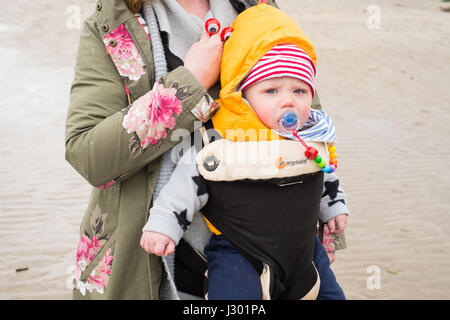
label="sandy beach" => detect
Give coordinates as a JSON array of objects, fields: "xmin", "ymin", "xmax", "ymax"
[{"xmin": 1, "ymin": 0, "xmax": 449, "ymax": 300}]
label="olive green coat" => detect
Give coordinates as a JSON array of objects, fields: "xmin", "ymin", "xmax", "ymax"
[{"xmin": 65, "ymin": 0, "xmax": 323, "ymax": 300}]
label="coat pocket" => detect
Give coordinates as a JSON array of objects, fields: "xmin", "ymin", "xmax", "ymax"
[{"xmin": 74, "ymin": 230, "xmax": 116, "ymax": 296}]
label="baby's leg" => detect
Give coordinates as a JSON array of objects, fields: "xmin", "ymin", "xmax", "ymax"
[
  {"xmin": 204, "ymin": 235, "xmax": 262, "ymax": 300},
  {"xmin": 313, "ymin": 236, "xmax": 346, "ymax": 300}
]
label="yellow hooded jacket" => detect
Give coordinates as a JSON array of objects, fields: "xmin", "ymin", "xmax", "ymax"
[{"xmin": 212, "ymin": 4, "xmax": 317, "ymax": 141}]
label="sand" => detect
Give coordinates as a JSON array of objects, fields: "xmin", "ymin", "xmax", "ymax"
[{"xmin": 0, "ymin": 0, "xmax": 449, "ymax": 300}]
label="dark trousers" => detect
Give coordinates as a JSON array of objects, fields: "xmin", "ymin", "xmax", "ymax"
[{"xmin": 204, "ymin": 235, "xmax": 345, "ymax": 300}]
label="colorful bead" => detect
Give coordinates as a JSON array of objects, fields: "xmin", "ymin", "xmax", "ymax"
[
  {"xmin": 322, "ymin": 165, "xmax": 334, "ymax": 173},
  {"xmin": 328, "ymin": 145, "xmax": 336, "ymax": 154},
  {"xmin": 305, "ymin": 146, "xmax": 318, "ymax": 160},
  {"xmin": 314, "ymin": 155, "xmax": 322, "ymax": 164},
  {"xmin": 317, "ymin": 159, "xmax": 326, "ymax": 168}
]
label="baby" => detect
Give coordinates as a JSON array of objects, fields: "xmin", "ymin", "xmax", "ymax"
[{"xmin": 141, "ymin": 4, "xmax": 348, "ymax": 300}]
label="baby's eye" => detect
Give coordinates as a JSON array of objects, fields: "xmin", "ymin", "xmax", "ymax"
[
  {"xmin": 266, "ymin": 89, "xmax": 276, "ymax": 94},
  {"xmin": 294, "ymin": 88, "xmax": 304, "ymax": 94}
]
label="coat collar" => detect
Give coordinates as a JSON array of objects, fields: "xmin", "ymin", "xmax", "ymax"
[{"xmin": 95, "ymin": 0, "xmax": 134, "ymax": 38}]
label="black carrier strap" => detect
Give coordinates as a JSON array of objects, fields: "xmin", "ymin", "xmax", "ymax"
[
  {"xmin": 192, "ymin": 119, "xmax": 222, "ymax": 152},
  {"xmin": 204, "ymin": 118, "xmax": 214, "ymax": 132},
  {"xmin": 204, "ymin": 119, "xmax": 221, "ymax": 144},
  {"xmin": 174, "ymin": 239, "xmax": 207, "ymax": 297}
]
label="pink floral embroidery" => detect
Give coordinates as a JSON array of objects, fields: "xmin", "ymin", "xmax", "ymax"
[
  {"xmin": 86, "ymin": 248, "xmax": 114, "ymax": 294},
  {"xmin": 191, "ymin": 95, "xmax": 219, "ymax": 122},
  {"xmin": 74, "ymin": 235, "xmax": 114, "ymax": 296},
  {"xmin": 72, "ymin": 204, "xmax": 113, "ymax": 295},
  {"xmin": 122, "ymin": 82, "xmax": 182, "ymax": 149},
  {"xmin": 75, "ymin": 234, "xmax": 103, "ymax": 278},
  {"xmin": 98, "ymin": 180, "xmax": 116, "ymax": 190},
  {"xmin": 322, "ymin": 225, "xmax": 336, "ymax": 253},
  {"xmin": 103, "ymin": 24, "xmax": 145, "ymax": 81}
]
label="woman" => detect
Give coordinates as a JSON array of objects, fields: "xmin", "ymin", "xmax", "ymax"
[{"xmin": 66, "ymin": 0, "xmax": 333, "ymax": 300}]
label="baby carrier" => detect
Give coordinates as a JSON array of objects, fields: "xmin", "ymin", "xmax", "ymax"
[{"xmin": 175, "ymin": 121, "xmax": 329, "ymax": 299}]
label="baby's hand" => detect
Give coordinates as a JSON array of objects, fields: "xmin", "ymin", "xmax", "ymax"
[
  {"xmin": 327, "ymin": 251, "xmax": 336, "ymax": 264},
  {"xmin": 326, "ymin": 214, "xmax": 348, "ymax": 234},
  {"xmin": 140, "ymin": 231, "xmax": 175, "ymax": 257}
]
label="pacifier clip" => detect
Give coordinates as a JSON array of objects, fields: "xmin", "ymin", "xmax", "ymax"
[
  {"xmin": 292, "ymin": 129, "xmax": 337, "ymax": 173},
  {"xmin": 205, "ymin": 18, "xmax": 233, "ymax": 42},
  {"xmin": 279, "ymin": 111, "xmax": 337, "ymax": 173}
]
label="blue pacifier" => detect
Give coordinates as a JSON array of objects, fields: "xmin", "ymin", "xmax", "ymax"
[{"xmin": 279, "ymin": 111, "xmax": 299, "ymax": 133}]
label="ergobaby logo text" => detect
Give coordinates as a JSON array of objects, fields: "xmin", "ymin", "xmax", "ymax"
[{"xmin": 276, "ymin": 157, "xmax": 307, "ymax": 169}]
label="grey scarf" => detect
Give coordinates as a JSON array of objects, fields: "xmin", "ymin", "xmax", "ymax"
[{"xmin": 142, "ymin": 1, "xmax": 180, "ymax": 300}]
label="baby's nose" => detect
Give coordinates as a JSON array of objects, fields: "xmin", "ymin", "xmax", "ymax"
[{"xmin": 280, "ymin": 95, "xmax": 295, "ymax": 108}]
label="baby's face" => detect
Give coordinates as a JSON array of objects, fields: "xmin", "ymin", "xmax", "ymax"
[{"xmin": 243, "ymin": 77, "xmax": 313, "ymax": 131}]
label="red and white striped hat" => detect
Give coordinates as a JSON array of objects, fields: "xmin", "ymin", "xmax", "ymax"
[{"xmin": 239, "ymin": 44, "xmax": 316, "ymax": 97}]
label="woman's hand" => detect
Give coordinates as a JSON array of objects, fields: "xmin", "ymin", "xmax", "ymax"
[
  {"xmin": 140, "ymin": 231, "xmax": 176, "ymax": 257},
  {"xmin": 184, "ymin": 29, "xmax": 223, "ymax": 90}
]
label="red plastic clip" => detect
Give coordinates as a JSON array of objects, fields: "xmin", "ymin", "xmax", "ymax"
[
  {"xmin": 205, "ymin": 18, "xmax": 221, "ymax": 36},
  {"xmin": 305, "ymin": 147, "xmax": 319, "ymax": 160},
  {"xmin": 221, "ymin": 27, "xmax": 233, "ymax": 42}
]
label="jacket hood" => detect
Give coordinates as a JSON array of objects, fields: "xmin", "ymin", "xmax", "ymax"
[{"xmin": 212, "ymin": 4, "xmax": 317, "ymax": 141}]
